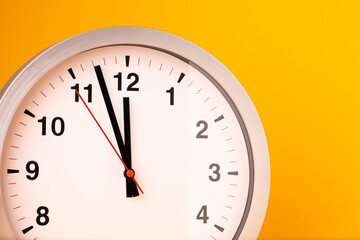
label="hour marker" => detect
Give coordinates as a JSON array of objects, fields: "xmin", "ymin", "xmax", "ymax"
[
  {"xmin": 22, "ymin": 225, "xmax": 34, "ymax": 234},
  {"xmin": 68, "ymin": 68, "xmax": 76, "ymax": 79},
  {"xmin": 228, "ymin": 171, "xmax": 238, "ymax": 176},
  {"xmin": 177, "ymin": 72, "xmax": 185, "ymax": 83},
  {"xmin": 7, "ymin": 169, "xmax": 19, "ymax": 174},
  {"xmin": 214, "ymin": 224, "xmax": 224, "ymax": 232},
  {"xmin": 125, "ymin": 55, "xmax": 130, "ymax": 67},
  {"xmin": 24, "ymin": 109, "xmax": 35, "ymax": 118},
  {"xmin": 214, "ymin": 115, "xmax": 224, "ymax": 122}
]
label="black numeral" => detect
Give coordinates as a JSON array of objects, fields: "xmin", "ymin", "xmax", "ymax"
[
  {"xmin": 196, "ymin": 120, "xmax": 208, "ymax": 138},
  {"xmin": 36, "ymin": 206, "xmax": 49, "ymax": 226},
  {"xmin": 209, "ymin": 163, "xmax": 221, "ymax": 182},
  {"xmin": 52, "ymin": 117, "xmax": 65, "ymax": 136},
  {"xmin": 114, "ymin": 72, "xmax": 122, "ymax": 90},
  {"xmin": 26, "ymin": 161, "xmax": 39, "ymax": 180},
  {"xmin": 114, "ymin": 72, "xmax": 139, "ymax": 91},
  {"xmin": 71, "ymin": 84, "xmax": 92, "ymax": 102},
  {"xmin": 166, "ymin": 87, "xmax": 174, "ymax": 105},
  {"xmin": 38, "ymin": 117, "xmax": 65, "ymax": 136},
  {"xmin": 127, "ymin": 73, "xmax": 139, "ymax": 91},
  {"xmin": 38, "ymin": 117, "xmax": 46, "ymax": 135},
  {"xmin": 196, "ymin": 205, "xmax": 209, "ymax": 224}
]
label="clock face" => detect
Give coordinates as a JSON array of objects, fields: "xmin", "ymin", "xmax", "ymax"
[{"xmin": 0, "ymin": 45, "xmax": 253, "ymax": 240}]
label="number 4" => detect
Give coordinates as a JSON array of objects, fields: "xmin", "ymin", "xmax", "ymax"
[{"xmin": 196, "ymin": 205, "xmax": 209, "ymax": 224}]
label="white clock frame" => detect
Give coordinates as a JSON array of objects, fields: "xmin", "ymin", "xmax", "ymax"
[{"xmin": 0, "ymin": 27, "xmax": 270, "ymax": 240}]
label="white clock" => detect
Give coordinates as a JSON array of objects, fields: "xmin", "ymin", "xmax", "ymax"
[{"xmin": 0, "ymin": 27, "xmax": 270, "ymax": 240}]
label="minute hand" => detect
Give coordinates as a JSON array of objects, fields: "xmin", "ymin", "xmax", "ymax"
[{"xmin": 94, "ymin": 65, "xmax": 139, "ymax": 197}]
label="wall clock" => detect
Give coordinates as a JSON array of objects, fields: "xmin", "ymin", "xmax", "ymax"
[{"xmin": 0, "ymin": 27, "xmax": 270, "ymax": 240}]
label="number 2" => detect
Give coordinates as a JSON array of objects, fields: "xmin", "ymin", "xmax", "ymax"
[{"xmin": 196, "ymin": 120, "xmax": 208, "ymax": 138}]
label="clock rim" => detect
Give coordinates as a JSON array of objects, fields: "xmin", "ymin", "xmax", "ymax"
[{"xmin": 0, "ymin": 27, "xmax": 270, "ymax": 240}]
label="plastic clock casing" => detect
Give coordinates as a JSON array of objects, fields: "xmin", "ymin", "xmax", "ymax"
[{"xmin": 0, "ymin": 27, "xmax": 270, "ymax": 240}]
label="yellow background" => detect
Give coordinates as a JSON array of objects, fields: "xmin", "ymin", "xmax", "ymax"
[{"xmin": 1, "ymin": 1, "xmax": 360, "ymax": 239}]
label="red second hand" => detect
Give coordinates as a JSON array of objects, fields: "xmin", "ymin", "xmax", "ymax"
[{"xmin": 75, "ymin": 89, "xmax": 144, "ymax": 194}]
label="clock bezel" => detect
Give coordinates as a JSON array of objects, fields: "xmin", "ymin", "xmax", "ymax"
[{"xmin": 0, "ymin": 27, "xmax": 270, "ymax": 240}]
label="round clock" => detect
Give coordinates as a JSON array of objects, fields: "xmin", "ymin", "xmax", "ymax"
[{"xmin": 0, "ymin": 27, "xmax": 270, "ymax": 240}]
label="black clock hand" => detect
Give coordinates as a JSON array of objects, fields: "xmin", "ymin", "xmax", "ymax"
[
  {"xmin": 94, "ymin": 65, "xmax": 139, "ymax": 197},
  {"xmin": 123, "ymin": 97, "xmax": 139, "ymax": 197},
  {"xmin": 75, "ymin": 88, "xmax": 143, "ymax": 196},
  {"xmin": 123, "ymin": 97, "xmax": 132, "ymax": 167}
]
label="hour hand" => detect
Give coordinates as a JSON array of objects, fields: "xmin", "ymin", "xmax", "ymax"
[
  {"xmin": 123, "ymin": 97, "xmax": 139, "ymax": 197},
  {"xmin": 94, "ymin": 65, "xmax": 140, "ymax": 198}
]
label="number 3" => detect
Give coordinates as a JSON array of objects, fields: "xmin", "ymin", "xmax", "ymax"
[{"xmin": 209, "ymin": 163, "xmax": 221, "ymax": 182}]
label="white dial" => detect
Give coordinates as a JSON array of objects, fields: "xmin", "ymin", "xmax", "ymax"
[{"xmin": 0, "ymin": 27, "xmax": 269, "ymax": 240}]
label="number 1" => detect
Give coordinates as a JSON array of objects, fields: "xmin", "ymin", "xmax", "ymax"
[{"xmin": 166, "ymin": 87, "xmax": 174, "ymax": 105}]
